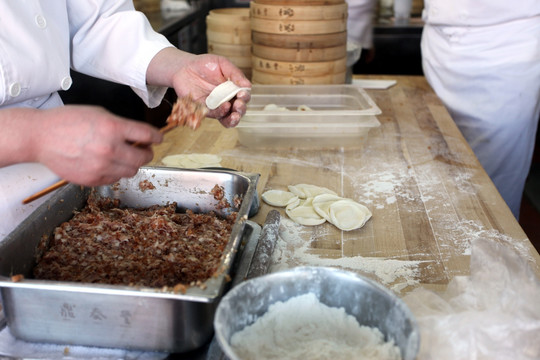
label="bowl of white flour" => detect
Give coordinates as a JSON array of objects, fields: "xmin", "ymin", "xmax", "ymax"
[{"xmin": 214, "ymin": 266, "xmax": 419, "ymax": 360}]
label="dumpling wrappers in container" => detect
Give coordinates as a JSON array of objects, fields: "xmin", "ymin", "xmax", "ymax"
[{"xmin": 206, "ymin": 80, "xmax": 251, "ymax": 110}]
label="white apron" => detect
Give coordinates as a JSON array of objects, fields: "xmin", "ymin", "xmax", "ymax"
[{"xmin": 421, "ymin": 9, "xmax": 540, "ymax": 218}]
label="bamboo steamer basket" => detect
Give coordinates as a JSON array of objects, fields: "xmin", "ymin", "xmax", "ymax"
[
  {"xmin": 252, "ymin": 43, "xmax": 346, "ymax": 62},
  {"xmin": 252, "ymin": 30, "xmax": 347, "ymax": 49},
  {"xmin": 250, "ymin": 2, "xmax": 347, "ymax": 20},
  {"xmin": 252, "ymin": 69, "xmax": 346, "ymax": 85},
  {"xmin": 206, "ymin": 29, "xmax": 251, "ymax": 45},
  {"xmin": 206, "ymin": 8, "xmax": 251, "ymax": 45},
  {"xmin": 251, "ymin": 18, "xmax": 347, "ymax": 35},
  {"xmin": 207, "ymin": 7, "xmax": 251, "ymax": 21},
  {"xmin": 252, "ymin": 55, "xmax": 346, "ymax": 77},
  {"xmin": 206, "ymin": 8, "xmax": 251, "ymax": 77},
  {"xmin": 249, "ymin": 0, "xmax": 348, "ymax": 84},
  {"xmin": 208, "ymin": 42, "xmax": 251, "ymax": 57}
]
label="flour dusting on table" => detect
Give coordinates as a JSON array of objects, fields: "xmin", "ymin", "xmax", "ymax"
[{"xmin": 271, "ymin": 218, "xmax": 422, "ymax": 292}]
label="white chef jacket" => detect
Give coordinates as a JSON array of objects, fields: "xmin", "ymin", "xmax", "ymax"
[
  {"xmin": 346, "ymin": 0, "xmax": 377, "ymax": 49},
  {"xmin": 0, "ymin": 0, "xmax": 174, "ymax": 238},
  {"xmin": 421, "ymin": 1, "xmax": 540, "ymax": 219}
]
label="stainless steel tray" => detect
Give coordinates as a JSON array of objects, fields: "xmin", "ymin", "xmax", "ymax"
[{"xmin": 0, "ymin": 167, "xmax": 260, "ymax": 353}]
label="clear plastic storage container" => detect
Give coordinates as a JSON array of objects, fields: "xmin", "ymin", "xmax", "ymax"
[{"xmin": 237, "ymin": 84, "xmax": 382, "ymax": 148}]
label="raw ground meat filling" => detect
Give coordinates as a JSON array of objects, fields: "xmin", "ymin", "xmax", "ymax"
[{"xmin": 33, "ymin": 195, "xmax": 237, "ymax": 289}]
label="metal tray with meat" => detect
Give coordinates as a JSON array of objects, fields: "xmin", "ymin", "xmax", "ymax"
[{"xmin": 0, "ymin": 166, "xmax": 259, "ymax": 353}]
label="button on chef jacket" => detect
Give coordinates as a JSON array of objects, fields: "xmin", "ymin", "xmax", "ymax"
[
  {"xmin": 421, "ymin": 0, "xmax": 540, "ymax": 218},
  {"xmin": 0, "ymin": 1, "xmax": 174, "ymax": 239}
]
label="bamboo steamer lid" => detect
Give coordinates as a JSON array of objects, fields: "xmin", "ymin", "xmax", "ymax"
[
  {"xmin": 250, "ymin": 2, "xmax": 347, "ymax": 20},
  {"xmin": 206, "ymin": 8, "xmax": 252, "ymax": 78},
  {"xmin": 252, "ymin": 69, "xmax": 346, "ymax": 85},
  {"xmin": 206, "ymin": 8, "xmax": 251, "ymax": 44},
  {"xmin": 254, "ymin": 0, "xmax": 345, "ymax": 5},
  {"xmin": 251, "ymin": 30, "xmax": 347, "ymax": 49},
  {"xmin": 208, "ymin": 42, "xmax": 251, "ymax": 57},
  {"xmin": 207, "ymin": 8, "xmax": 250, "ymax": 21},
  {"xmin": 252, "ymin": 43, "xmax": 346, "ymax": 62},
  {"xmin": 252, "ymin": 55, "xmax": 346, "ymax": 76},
  {"xmin": 251, "ymin": 17, "xmax": 347, "ymax": 35}
]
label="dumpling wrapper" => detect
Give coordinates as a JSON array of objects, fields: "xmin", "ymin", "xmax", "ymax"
[
  {"xmin": 312, "ymin": 193, "xmax": 345, "ymax": 221},
  {"xmin": 285, "ymin": 197, "xmax": 326, "ymax": 226},
  {"xmin": 205, "ymin": 80, "xmax": 251, "ymax": 110},
  {"xmin": 261, "ymin": 190, "xmax": 298, "ymax": 207},
  {"xmin": 161, "ymin": 153, "xmax": 222, "ymax": 169},
  {"xmin": 297, "ymin": 105, "xmax": 313, "ymax": 111},
  {"xmin": 328, "ymin": 199, "xmax": 372, "ymax": 231},
  {"xmin": 288, "ymin": 184, "xmax": 338, "ymax": 199},
  {"xmin": 263, "ymin": 104, "xmax": 289, "ymax": 111}
]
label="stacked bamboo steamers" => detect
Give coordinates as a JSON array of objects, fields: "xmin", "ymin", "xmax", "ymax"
[
  {"xmin": 206, "ymin": 8, "xmax": 252, "ymax": 79},
  {"xmin": 250, "ymin": 0, "xmax": 348, "ymax": 85}
]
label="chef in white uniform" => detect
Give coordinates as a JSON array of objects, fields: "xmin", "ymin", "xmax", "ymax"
[
  {"xmin": 0, "ymin": 1, "xmax": 251, "ymax": 238},
  {"xmin": 421, "ymin": 1, "xmax": 540, "ymax": 219},
  {"xmin": 346, "ymin": 0, "xmax": 377, "ymax": 65}
]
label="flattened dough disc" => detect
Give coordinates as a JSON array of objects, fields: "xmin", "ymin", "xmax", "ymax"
[
  {"xmin": 261, "ymin": 190, "xmax": 298, "ymax": 207},
  {"xmin": 285, "ymin": 198, "xmax": 326, "ymax": 226},
  {"xmin": 161, "ymin": 153, "xmax": 222, "ymax": 168},
  {"xmin": 287, "ymin": 184, "xmax": 337, "ymax": 199},
  {"xmin": 312, "ymin": 193, "xmax": 344, "ymax": 221},
  {"xmin": 328, "ymin": 199, "xmax": 372, "ymax": 231}
]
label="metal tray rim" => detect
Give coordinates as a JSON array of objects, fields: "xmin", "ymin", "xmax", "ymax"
[{"xmin": 0, "ymin": 167, "xmax": 260, "ymax": 303}]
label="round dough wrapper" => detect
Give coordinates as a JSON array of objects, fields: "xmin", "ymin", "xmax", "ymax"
[
  {"xmin": 312, "ymin": 193, "xmax": 345, "ymax": 221},
  {"xmin": 261, "ymin": 190, "xmax": 298, "ymax": 207},
  {"xmin": 263, "ymin": 103, "xmax": 289, "ymax": 111},
  {"xmin": 297, "ymin": 105, "xmax": 313, "ymax": 111},
  {"xmin": 285, "ymin": 197, "xmax": 301, "ymax": 210},
  {"xmin": 161, "ymin": 153, "xmax": 222, "ymax": 168},
  {"xmin": 206, "ymin": 80, "xmax": 251, "ymax": 110},
  {"xmin": 287, "ymin": 184, "xmax": 338, "ymax": 199},
  {"xmin": 328, "ymin": 199, "xmax": 372, "ymax": 231},
  {"xmin": 285, "ymin": 198, "xmax": 326, "ymax": 226}
]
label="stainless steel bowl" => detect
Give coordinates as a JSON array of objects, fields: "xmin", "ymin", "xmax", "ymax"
[{"xmin": 214, "ymin": 266, "xmax": 420, "ymax": 360}]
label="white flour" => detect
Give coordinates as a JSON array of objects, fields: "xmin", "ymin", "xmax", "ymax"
[
  {"xmin": 270, "ymin": 218, "xmax": 422, "ymax": 292},
  {"xmin": 230, "ymin": 293, "xmax": 401, "ymax": 360}
]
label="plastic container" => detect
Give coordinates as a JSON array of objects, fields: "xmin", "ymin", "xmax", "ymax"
[{"xmin": 236, "ymin": 84, "xmax": 381, "ymax": 148}]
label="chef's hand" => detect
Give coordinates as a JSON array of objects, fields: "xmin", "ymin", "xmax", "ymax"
[
  {"xmin": 147, "ymin": 48, "xmax": 251, "ymax": 128},
  {"xmin": 17, "ymin": 106, "xmax": 162, "ymax": 186}
]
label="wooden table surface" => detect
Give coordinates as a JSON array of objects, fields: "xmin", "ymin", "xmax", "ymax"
[{"xmin": 150, "ymin": 75, "xmax": 540, "ymax": 295}]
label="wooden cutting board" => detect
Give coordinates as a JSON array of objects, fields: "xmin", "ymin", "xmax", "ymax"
[{"xmin": 149, "ymin": 75, "xmax": 540, "ymax": 295}]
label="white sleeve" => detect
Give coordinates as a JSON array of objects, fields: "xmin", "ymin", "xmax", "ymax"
[{"xmin": 66, "ymin": 0, "xmax": 174, "ymax": 107}]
